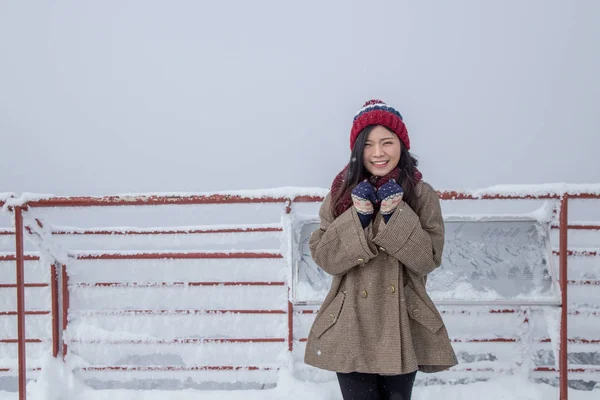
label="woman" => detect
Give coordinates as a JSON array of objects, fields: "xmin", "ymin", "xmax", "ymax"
[{"xmin": 304, "ymin": 100, "xmax": 457, "ymax": 400}]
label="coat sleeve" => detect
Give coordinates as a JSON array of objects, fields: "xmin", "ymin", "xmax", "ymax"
[
  {"xmin": 372, "ymin": 182, "xmax": 444, "ymax": 276},
  {"xmin": 309, "ymin": 194, "xmax": 378, "ymax": 277}
]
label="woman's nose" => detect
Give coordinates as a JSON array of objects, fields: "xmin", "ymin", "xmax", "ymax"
[{"xmin": 373, "ymin": 144, "xmax": 384, "ymax": 156}]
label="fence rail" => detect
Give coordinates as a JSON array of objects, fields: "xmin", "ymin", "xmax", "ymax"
[{"xmin": 1, "ymin": 186, "xmax": 600, "ymax": 400}]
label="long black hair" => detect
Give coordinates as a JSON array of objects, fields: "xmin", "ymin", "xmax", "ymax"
[{"xmin": 331, "ymin": 125, "xmax": 420, "ymax": 217}]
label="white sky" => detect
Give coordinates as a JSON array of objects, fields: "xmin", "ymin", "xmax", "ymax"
[{"xmin": 1, "ymin": 0, "xmax": 599, "ymax": 195}]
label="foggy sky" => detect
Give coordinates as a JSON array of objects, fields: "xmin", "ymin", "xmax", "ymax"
[{"xmin": 1, "ymin": 0, "xmax": 599, "ymax": 195}]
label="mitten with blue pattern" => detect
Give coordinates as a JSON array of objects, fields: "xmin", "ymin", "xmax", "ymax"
[
  {"xmin": 377, "ymin": 179, "xmax": 404, "ymax": 223},
  {"xmin": 351, "ymin": 181, "xmax": 378, "ymax": 228}
]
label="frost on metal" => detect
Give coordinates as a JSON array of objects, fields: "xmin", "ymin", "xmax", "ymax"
[
  {"xmin": 1, "ymin": 184, "xmax": 599, "ymax": 395},
  {"xmin": 429, "ymin": 218, "xmax": 558, "ymax": 304},
  {"xmin": 293, "ymin": 217, "xmax": 559, "ymax": 305},
  {"xmin": 449, "ymin": 183, "xmax": 600, "ymax": 199}
]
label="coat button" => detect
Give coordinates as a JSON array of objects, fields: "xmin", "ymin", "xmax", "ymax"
[
  {"xmin": 378, "ymin": 246, "xmax": 386, "ymax": 252},
  {"xmin": 357, "ymin": 258, "xmax": 365, "ymax": 265},
  {"xmin": 329, "ymin": 314, "xmax": 336, "ymax": 323},
  {"xmin": 390, "ymin": 285, "xmax": 396, "ymax": 293},
  {"xmin": 413, "ymin": 309, "xmax": 421, "ymax": 317},
  {"xmin": 361, "ymin": 290, "xmax": 368, "ymax": 298}
]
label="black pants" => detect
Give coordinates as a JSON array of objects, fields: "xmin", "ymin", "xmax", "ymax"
[{"xmin": 336, "ymin": 371, "xmax": 417, "ymax": 400}]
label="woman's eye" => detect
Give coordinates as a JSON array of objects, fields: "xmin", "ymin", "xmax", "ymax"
[{"xmin": 383, "ymin": 142, "xmax": 393, "ymax": 145}]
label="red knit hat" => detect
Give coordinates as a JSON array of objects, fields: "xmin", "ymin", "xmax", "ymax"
[{"xmin": 350, "ymin": 99, "xmax": 410, "ymax": 151}]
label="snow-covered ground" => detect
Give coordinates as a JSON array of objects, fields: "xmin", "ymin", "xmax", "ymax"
[
  {"xmin": 3, "ymin": 378, "xmax": 600, "ymax": 400},
  {"xmin": 0, "ymin": 355, "xmax": 598, "ymax": 400}
]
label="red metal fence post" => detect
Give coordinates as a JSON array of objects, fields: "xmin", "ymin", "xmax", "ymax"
[
  {"xmin": 14, "ymin": 206, "xmax": 27, "ymax": 400},
  {"xmin": 51, "ymin": 263, "xmax": 59, "ymax": 358},
  {"xmin": 286, "ymin": 199, "xmax": 294, "ymax": 352},
  {"xmin": 61, "ymin": 264, "xmax": 69, "ymax": 358},
  {"xmin": 288, "ymin": 296, "xmax": 294, "ymax": 352},
  {"xmin": 559, "ymin": 196, "xmax": 569, "ymax": 400}
]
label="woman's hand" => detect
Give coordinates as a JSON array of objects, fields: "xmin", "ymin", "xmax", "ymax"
[
  {"xmin": 351, "ymin": 181, "xmax": 377, "ymax": 227},
  {"xmin": 377, "ymin": 179, "xmax": 404, "ymax": 222}
]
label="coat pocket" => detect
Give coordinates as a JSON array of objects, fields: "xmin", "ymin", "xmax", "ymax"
[
  {"xmin": 404, "ymin": 285, "xmax": 443, "ymax": 333},
  {"xmin": 311, "ymin": 291, "xmax": 346, "ymax": 338}
]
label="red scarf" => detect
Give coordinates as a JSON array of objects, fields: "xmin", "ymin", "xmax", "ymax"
[{"xmin": 330, "ymin": 166, "xmax": 422, "ymax": 217}]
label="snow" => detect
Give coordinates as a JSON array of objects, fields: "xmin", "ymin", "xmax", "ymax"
[
  {"xmin": 65, "ymin": 258, "xmax": 285, "ymax": 284},
  {"xmin": 1, "ymin": 0, "xmax": 599, "ymax": 397},
  {"xmin": 1, "ymin": 186, "xmax": 599, "ymax": 398},
  {"xmin": 428, "ymin": 281, "xmax": 554, "ymax": 303},
  {"xmin": 0, "ymin": 193, "xmax": 16, "ymax": 203},
  {"xmin": 1, "ymin": 188, "xmax": 330, "ymax": 208},
  {"xmin": 111, "ymin": 187, "xmax": 330, "ymax": 200},
  {"xmin": 2, "ymin": 355, "xmax": 597, "ymax": 400},
  {"xmin": 108, "ymin": 187, "xmax": 330, "ymax": 200},
  {"xmin": 48, "ymin": 223, "xmax": 283, "ymax": 234},
  {"xmin": 462, "ymin": 183, "xmax": 600, "ymax": 198},
  {"xmin": 542, "ymin": 308, "xmax": 562, "ymax": 370},
  {"xmin": 1, "ymin": 193, "xmax": 55, "ymax": 210},
  {"xmin": 3, "ymin": 183, "xmax": 600, "ymax": 210},
  {"xmin": 67, "ymin": 249, "xmax": 282, "ymax": 257},
  {"xmin": 444, "ymin": 200, "xmax": 556, "ymax": 223}
]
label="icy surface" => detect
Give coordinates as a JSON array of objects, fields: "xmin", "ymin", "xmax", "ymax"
[
  {"xmin": 5, "ymin": 355, "xmax": 597, "ymax": 400},
  {"xmin": 296, "ymin": 216, "xmax": 562, "ymax": 304}
]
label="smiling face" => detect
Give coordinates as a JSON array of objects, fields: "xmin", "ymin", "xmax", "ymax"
[{"xmin": 362, "ymin": 125, "xmax": 401, "ymax": 176}]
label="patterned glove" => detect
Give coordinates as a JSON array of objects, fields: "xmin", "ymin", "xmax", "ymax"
[
  {"xmin": 351, "ymin": 181, "xmax": 378, "ymax": 228},
  {"xmin": 377, "ymin": 179, "xmax": 404, "ymax": 223}
]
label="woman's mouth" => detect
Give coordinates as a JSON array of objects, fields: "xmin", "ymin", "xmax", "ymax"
[{"xmin": 371, "ymin": 161, "xmax": 389, "ymax": 168}]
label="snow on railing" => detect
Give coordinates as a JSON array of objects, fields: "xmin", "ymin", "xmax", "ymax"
[{"xmin": 1, "ymin": 185, "xmax": 600, "ymax": 399}]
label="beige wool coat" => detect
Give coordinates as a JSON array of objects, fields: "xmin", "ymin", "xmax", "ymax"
[{"xmin": 304, "ymin": 180, "xmax": 458, "ymax": 375}]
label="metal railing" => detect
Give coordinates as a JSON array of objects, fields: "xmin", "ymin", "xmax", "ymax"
[{"xmin": 2, "ymin": 186, "xmax": 599, "ymax": 400}]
